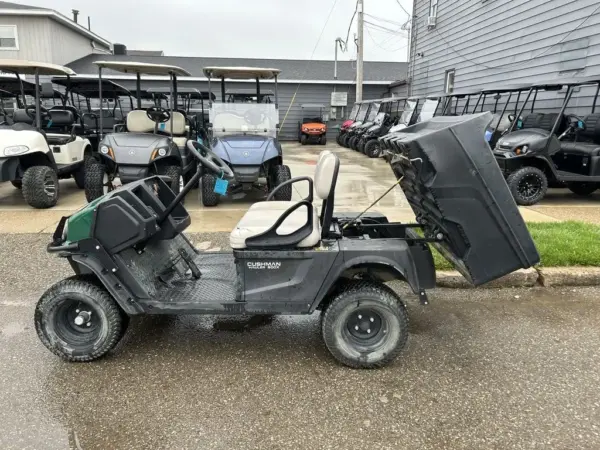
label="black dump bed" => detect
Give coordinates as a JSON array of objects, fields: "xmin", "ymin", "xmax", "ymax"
[{"xmin": 388, "ymin": 112, "xmax": 540, "ymax": 285}]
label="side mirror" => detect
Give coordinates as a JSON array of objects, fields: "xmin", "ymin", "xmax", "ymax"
[{"xmin": 40, "ymin": 82, "xmax": 55, "ymax": 99}]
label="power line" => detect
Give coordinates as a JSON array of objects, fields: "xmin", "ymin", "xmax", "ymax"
[
  {"xmin": 432, "ymin": 3, "xmax": 600, "ymax": 71},
  {"xmin": 364, "ymin": 20, "xmax": 408, "ymax": 36},
  {"xmin": 365, "ymin": 25, "xmax": 408, "ymax": 52},
  {"xmin": 342, "ymin": 0, "xmax": 359, "ymax": 51},
  {"xmin": 394, "ymin": 0, "xmax": 411, "ymax": 18},
  {"xmin": 364, "ymin": 13, "xmax": 405, "ymax": 27}
]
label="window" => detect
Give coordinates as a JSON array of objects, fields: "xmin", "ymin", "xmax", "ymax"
[
  {"xmin": 429, "ymin": 0, "xmax": 439, "ymax": 17},
  {"xmin": 0, "ymin": 26, "xmax": 18, "ymax": 50},
  {"xmin": 444, "ymin": 69, "xmax": 455, "ymax": 94}
]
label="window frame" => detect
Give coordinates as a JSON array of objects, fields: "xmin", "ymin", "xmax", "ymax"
[
  {"xmin": 0, "ymin": 25, "xmax": 19, "ymax": 51},
  {"xmin": 429, "ymin": 0, "xmax": 439, "ymax": 18},
  {"xmin": 444, "ymin": 69, "xmax": 455, "ymax": 94}
]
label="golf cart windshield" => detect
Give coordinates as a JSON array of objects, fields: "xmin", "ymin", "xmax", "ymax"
[
  {"xmin": 356, "ymin": 103, "xmax": 369, "ymax": 121},
  {"xmin": 418, "ymin": 98, "xmax": 439, "ymax": 122},
  {"xmin": 210, "ymin": 103, "xmax": 278, "ymax": 138},
  {"xmin": 373, "ymin": 112, "xmax": 387, "ymax": 125},
  {"xmin": 226, "ymin": 89, "xmax": 274, "ymax": 103},
  {"xmin": 399, "ymin": 100, "xmax": 417, "ymax": 124},
  {"xmin": 348, "ymin": 104, "xmax": 359, "ymax": 119},
  {"xmin": 366, "ymin": 103, "xmax": 381, "ymax": 122}
]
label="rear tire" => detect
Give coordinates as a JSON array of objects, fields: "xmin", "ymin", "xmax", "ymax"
[
  {"xmin": 34, "ymin": 276, "xmax": 126, "ymax": 362},
  {"xmin": 201, "ymin": 173, "xmax": 220, "ymax": 207},
  {"xmin": 84, "ymin": 162, "xmax": 107, "ymax": 202},
  {"xmin": 301, "ymin": 134, "xmax": 307, "ymax": 146},
  {"xmin": 336, "ymin": 134, "xmax": 343, "ymax": 146},
  {"xmin": 22, "ymin": 165, "xmax": 59, "ymax": 209},
  {"xmin": 160, "ymin": 165, "xmax": 183, "ymax": 195},
  {"xmin": 321, "ymin": 135, "xmax": 327, "ymax": 145},
  {"xmin": 567, "ymin": 182, "xmax": 598, "ymax": 196},
  {"xmin": 73, "ymin": 165, "xmax": 85, "ymax": 189},
  {"xmin": 270, "ymin": 165, "xmax": 292, "ymax": 201},
  {"xmin": 507, "ymin": 166, "xmax": 548, "ymax": 206},
  {"xmin": 321, "ymin": 281, "xmax": 409, "ymax": 369},
  {"xmin": 364, "ymin": 139, "xmax": 382, "ymax": 158}
]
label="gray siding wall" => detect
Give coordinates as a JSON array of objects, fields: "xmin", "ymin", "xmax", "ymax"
[
  {"xmin": 0, "ymin": 15, "xmax": 108, "ymax": 64},
  {"xmin": 113, "ymin": 79, "xmax": 388, "ymax": 141},
  {"xmin": 409, "ymin": 0, "xmax": 600, "ymax": 97}
]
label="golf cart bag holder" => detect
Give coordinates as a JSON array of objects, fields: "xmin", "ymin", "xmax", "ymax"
[{"xmin": 388, "ymin": 112, "xmax": 540, "ymax": 285}]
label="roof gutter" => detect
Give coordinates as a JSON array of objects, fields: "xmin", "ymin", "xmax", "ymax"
[{"xmin": 0, "ymin": 8, "xmax": 112, "ymax": 49}]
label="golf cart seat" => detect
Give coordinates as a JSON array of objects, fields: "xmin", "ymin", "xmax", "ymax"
[
  {"xmin": 126, "ymin": 110, "xmax": 156, "ymax": 133},
  {"xmin": 159, "ymin": 112, "xmax": 187, "ymax": 147},
  {"xmin": 560, "ymin": 113, "xmax": 600, "ymax": 156},
  {"xmin": 11, "ymin": 109, "xmax": 77, "ymax": 144},
  {"xmin": 230, "ymin": 151, "xmax": 339, "ymax": 249}
]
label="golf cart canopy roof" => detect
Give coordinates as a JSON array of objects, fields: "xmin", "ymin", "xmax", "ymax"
[
  {"xmin": 0, "ymin": 59, "xmax": 75, "ymax": 76},
  {"xmin": 147, "ymin": 87, "xmax": 216, "ymax": 100},
  {"xmin": 93, "ymin": 61, "xmax": 191, "ymax": 76},
  {"xmin": 480, "ymin": 83, "xmax": 535, "ymax": 94},
  {"xmin": 226, "ymin": 89, "xmax": 274, "ymax": 96},
  {"xmin": 301, "ymin": 103, "xmax": 326, "ymax": 108},
  {"xmin": 0, "ymin": 76, "xmax": 64, "ymax": 99},
  {"xmin": 51, "ymin": 76, "xmax": 132, "ymax": 99},
  {"xmin": 530, "ymin": 76, "xmax": 600, "ymax": 90},
  {"xmin": 202, "ymin": 67, "xmax": 281, "ymax": 80}
]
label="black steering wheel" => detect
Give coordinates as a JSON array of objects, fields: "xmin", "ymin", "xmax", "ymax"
[
  {"xmin": 566, "ymin": 114, "xmax": 585, "ymax": 130},
  {"xmin": 146, "ymin": 106, "xmax": 171, "ymax": 124},
  {"xmin": 186, "ymin": 141, "xmax": 234, "ymax": 179},
  {"xmin": 25, "ymin": 105, "xmax": 50, "ymax": 121}
]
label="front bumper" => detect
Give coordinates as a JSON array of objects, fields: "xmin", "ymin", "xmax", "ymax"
[
  {"xmin": 233, "ymin": 165, "xmax": 261, "ymax": 183},
  {"xmin": 117, "ymin": 165, "xmax": 150, "ymax": 184}
]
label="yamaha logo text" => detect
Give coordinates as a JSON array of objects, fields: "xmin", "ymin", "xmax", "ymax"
[{"xmin": 247, "ymin": 261, "xmax": 282, "ymax": 270}]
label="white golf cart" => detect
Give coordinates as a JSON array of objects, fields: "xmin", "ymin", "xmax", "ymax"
[
  {"xmin": 0, "ymin": 60, "xmax": 93, "ymax": 208},
  {"xmin": 85, "ymin": 61, "xmax": 194, "ymax": 201}
]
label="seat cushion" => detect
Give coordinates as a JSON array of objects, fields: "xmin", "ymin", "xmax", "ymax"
[
  {"xmin": 560, "ymin": 142, "xmax": 600, "ymax": 156},
  {"xmin": 230, "ymin": 203, "xmax": 320, "ymax": 249}
]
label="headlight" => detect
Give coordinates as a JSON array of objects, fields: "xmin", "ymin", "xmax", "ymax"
[
  {"xmin": 100, "ymin": 145, "xmax": 110, "ymax": 155},
  {"xmin": 514, "ymin": 145, "xmax": 529, "ymax": 155},
  {"xmin": 158, "ymin": 148, "xmax": 167, "ymax": 157},
  {"xmin": 151, "ymin": 147, "xmax": 169, "ymax": 160},
  {"xmin": 4, "ymin": 145, "xmax": 29, "ymax": 156}
]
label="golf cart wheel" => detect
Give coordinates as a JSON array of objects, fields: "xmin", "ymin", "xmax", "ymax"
[
  {"xmin": 201, "ymin": 173, "xmax": 220, "ymax": 207},
  {"xmin": 350, "ymin": 137, "xmax": 359, "ymax": 151},
  {"xmin": 364, "ymin": 139, "xmax": 382, "ymax": 158},
  {"xmin": 11, "ymin": 180, "xmax": 22, "ymax": 189},
  {"xmin": 320, "ymin": 135, "xmax": 327, "ymax": 146},
  {"xmin": 301, "ymin": 134, "xmax": 308, "ymax": 146},
  {"xmin": 336, "ymin": 134, "xmax": 343, "ymax": 146},
  {"xmin": 22, "ymin": 166, "xmax": 59, "ymax": 209},
  {"xmin": 321, "ymin": 281, "xmax": 409, "ymax": 369},
  {"xmin": 270, "ymin": 165, "xmax": 292, "ymax": 201},
  {"xmin": 507, "ymin": 166, "xmax": 548, "ymax": 206},
  {"xmin": 84, "ymin": 162, "xmax": 108, "ymax": 202},
  {"xmin": 73, "ymin": 165, "xmax": 85, "ymax": 189},
  {"xmin": 34, "ymin": 276, "xmax": 126, "ymax": 362},
  {"xmin": 567, "ymin": 182, "xmax": 598, "ymax": 196},
  {"xmin": 341, "ymin": 135, "xmax": 350, "ymax": 148},
  {"xmin": 160, "ymin": 165, "xmax": 184, "ymax": 195}
]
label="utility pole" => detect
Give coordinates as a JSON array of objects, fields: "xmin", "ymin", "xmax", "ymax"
[{"xmin": 356, "ymin": 0, "xmax": 364, "ymax": 102}]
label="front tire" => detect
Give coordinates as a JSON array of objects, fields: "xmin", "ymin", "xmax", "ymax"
[
  {"xmin": 73, "ymin": 165, "xmax": 85, "ymax": 189},
  {"xmin": 321, "ymin": 281, "xmax": 409, "ymax": 369},
  {"xmin": 270, "ymin": 165, "xmax": 292, "ymax": 201},
  {"xmin": 34, "ymin": 276, "xmax": 126, "ymax": 362},
  {"xmin": 160, "ymin": 165, "xmax": 183, "ymax": 195},
  {"xmin": 507, "ymin": 166, "xmax": 548, "ymax": 206},
  {"xmin": 364, "ymin": 139, "xmax": 382, "ymax": 158},
  {"xmin": 201, "ymin": 173, "xmax": 220, "ymax": 207},
  {"xmin": 320, "ymin": 135, "xmax": 327, "ymax": 145},
  {"xmin": 300, "ymin": 134, "xmax": 307, "ymax": 146},
  {"xmin": 84, "ymin": 162, "xmax": 108, "ymax": 202},
  {"xmin": 567, "ymin": 182, "xmax": 598, "ymax": 196},
  {"xmin": 22, "ymin": 165, "xmax": 59, "ymax": 209}
]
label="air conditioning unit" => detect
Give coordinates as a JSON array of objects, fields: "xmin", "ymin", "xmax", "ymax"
[{"xmin": 427, "ymin": 16, "xmax": 437, "ymax": 28}]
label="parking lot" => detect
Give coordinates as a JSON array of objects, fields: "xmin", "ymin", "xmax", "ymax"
[{"xmin": 0, "ymin": 142, "xmax": 599, "ymax": 234}]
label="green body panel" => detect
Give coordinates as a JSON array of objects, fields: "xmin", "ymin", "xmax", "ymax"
[{"xmin": 66, "ymin": 195, "xmax": 107, "ymax": 243}]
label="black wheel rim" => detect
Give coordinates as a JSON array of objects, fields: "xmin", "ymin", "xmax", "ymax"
[
  {"xmin": 344, "ymin": 309, "xmax": 386, "ymax": 348},
  {"xmin": 371, "ymin": 142, "xmax": 381, "ymax": 156},
  {"xmin": 43, "ymin": 172, "xmax": 56, "ymax": 198},
  {"xmin": 517, "ymin": 173, "xmax": 543, "ymax": 201},
  {"xmin": 53, "ymin": 299, "xmax": 102, "ymax": 350}
]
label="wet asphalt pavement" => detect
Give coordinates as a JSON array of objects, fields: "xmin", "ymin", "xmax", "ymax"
[{"xmin": 1, "ymin": 233, "xmax": 600, "ymax": 450}]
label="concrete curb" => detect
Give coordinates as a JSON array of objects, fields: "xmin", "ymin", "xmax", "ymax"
[{"xmin": 436, "ymin": 267, "xmax": 600, "ymax": 288}]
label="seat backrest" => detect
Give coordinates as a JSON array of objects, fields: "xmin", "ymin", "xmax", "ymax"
[
  {"xmin": 520, "ymin": 113, "xmax": 544, "ymax": 129},
  {"xmin": 314, "ymin": 151, "xmax": 340, "ymax": 237},
  {"xmin": 47, "ymin": 109, "xmax": 75, "ymax": 127},
  {"xmin": 127, "ymin": 110, "xmax": 155, "ymax": 133},
  {"xmin": 158, "ymin": 111, "xmax": 186, "ymax": 135},
  {"xmin": 540, "ymin": 113, "xmax": 564, "ymax": 133},
  {"xmin": 12, "ymin": 109, "xmax": 33, "ymax": 125},
  {"xmin": 581, "ymin": 113, "xmax": 600, "ymax": 144}
]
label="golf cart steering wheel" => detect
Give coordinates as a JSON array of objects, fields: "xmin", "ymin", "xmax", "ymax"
[
  {"xmin": 566, "ymin": 114, "xmax": 585, "ymax": 130},
  {"xmin": 146, "ymin": 106, "xmax": 171, "ymax": 124},
  {"xmin": 25, "ymin": 105, "xmax": 50, "ymax": 121},
  {"xmin": 243, "ymin": 109, "xmax": 266, "ymax": 126},
  {"xmin": 186, "ymin": 141, "xmax": 234, "ymax": 179}
]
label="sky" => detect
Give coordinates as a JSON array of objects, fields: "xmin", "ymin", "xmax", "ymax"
[{"xmin": 19, "ymin": 0, "xmax": 412, "ymax": 61}]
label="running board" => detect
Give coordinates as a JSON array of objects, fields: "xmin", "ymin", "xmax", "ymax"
[{"xmin": 555, "ymin": 170, "xmax": 600, "ymax": 182}]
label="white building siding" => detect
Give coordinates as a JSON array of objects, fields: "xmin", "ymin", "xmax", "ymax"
[
  {"xmin": 48, "ymin": 19, "xmax": 107, "ymax": 65},
  {"xmin": 409, "ymin": 0, "xmax": 600, "ymax": 96},
  {"xmin": 0, "ymin": 15, "xmax": 52, "ymax": 61}
]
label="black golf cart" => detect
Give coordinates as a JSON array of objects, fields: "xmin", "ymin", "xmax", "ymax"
[
  {"xmin": 340, "ymin": 100, "xmax": 375, "ymax": 148},
  {"xmin": 34, "ymin": 113, "xmax": 540, "ymax": 369},
  {"xmin": 346, "ymin": 99, "xmax": 383, "ymax": 150},
  {"xmin": 201, "ymin": 66, "xmax": 291, "ymax": 207},
  {"xmin": 297, "ymin": 104, "xmax": 328, "ymax": 145},
  {"xmin": 85, "ymin": 61, "xmax": 195, "ymax": 201},
  {"xmin": 336, "ymin": 102, "xmax": 361, "ymax": 146},
  {"xmin": 494, "ymin": 77, "xmax": 600, "ymax": 205},
  {"xmin": 361, "ymin": 98, "xmax": 419, "ymax": 158}
]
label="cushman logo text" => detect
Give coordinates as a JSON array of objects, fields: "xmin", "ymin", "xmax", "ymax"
[{"xmin": 247, "ymin": 262, "xmax": 281, "ymax": 270}]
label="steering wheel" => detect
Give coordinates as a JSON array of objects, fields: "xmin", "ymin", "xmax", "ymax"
[
  {"xmin": 146, "ymin": 106, "xmax": 171, "ymax": 124},
  {"xmin": 186, "ymin": 141, "xmax": 234, "ymax": 179},
  {"xmin": 243, "ymin": 109, "xmax": 266, "ymax": 126},
  {"xmin": 566, "ymin": 114, "xmax": 585, "ymax": 130},
  {"xmin": 25, "ymin": 105, "xmax": 50, "ymax": 121}
]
